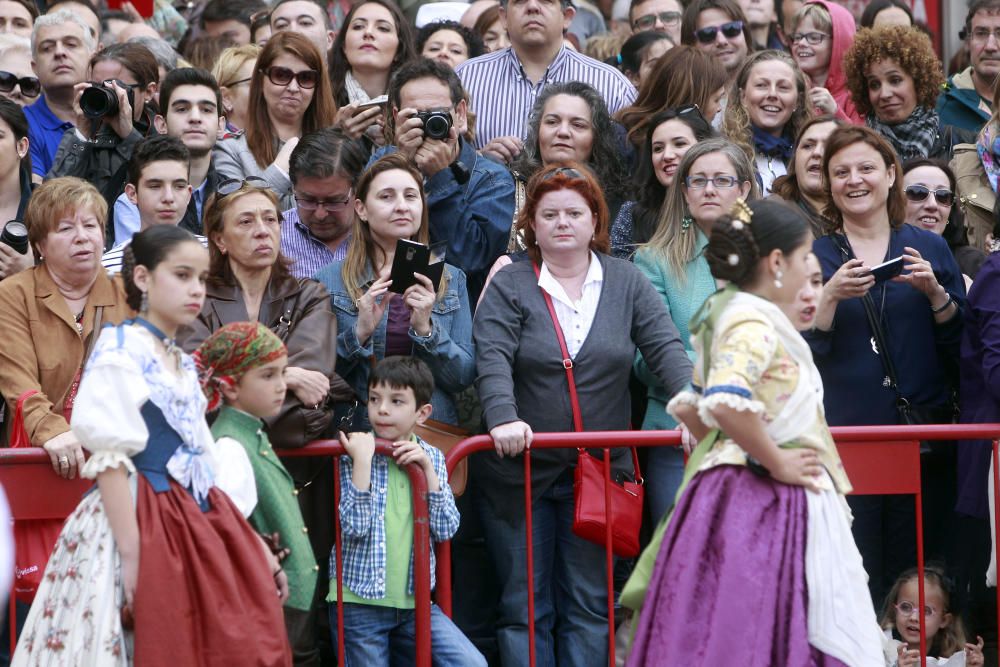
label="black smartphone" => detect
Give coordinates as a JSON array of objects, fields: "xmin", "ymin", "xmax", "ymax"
[
  {"xmin": 867, "ymin": 256, "xmax": 904, "ymax": 284},
  {"xmin": 388, "ymin": 239, "xmax": 446, "ymax": 294}
]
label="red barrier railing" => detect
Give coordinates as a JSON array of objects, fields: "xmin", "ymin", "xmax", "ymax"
[
  {"xmin": 0, "ymin": 441, "xmax": 435, "ymax": 667},
  {"xmin": 437, "ymin": 424, "xmax": 1000, "ymax": 667}
]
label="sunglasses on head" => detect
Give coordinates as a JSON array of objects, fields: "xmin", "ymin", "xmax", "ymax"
[
  {"xmin": 694, "ymin": 20, "xmax": 743, "ymax": 44},
  {"xmin": 904, "ymin": 184, "xmax": 954, "ymax": 207},
  {"xmin": 261, "ymin": 66, "xmax": 319, "ymax": 89},
  {"xmin": 217, "ymin": 176, "xmax": 271, "ymax": 198},
  {"xmin": 541, "ymin": 166, "xmax": 585, "ymax": 181},
  {"xmin": 668, "ymin": 104, "xmax": 706, "ymax": 123},
  {"xmin": 0, "ymin": 71, "xmax": 40, "ymax": 98}
]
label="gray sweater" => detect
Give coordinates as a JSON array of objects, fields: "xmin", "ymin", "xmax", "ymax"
[{"xmin": 473, "ymin": 254, "xmax": 692, "ymax": 521}]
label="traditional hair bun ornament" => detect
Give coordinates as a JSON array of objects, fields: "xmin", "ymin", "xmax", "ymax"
[
  {"xmin": 727, "ymin": 254, "xmax": 740, "ymax": 266},
  {"xmin": 730, "ymin": 198, "xmax": 753, "ymax": 228}
]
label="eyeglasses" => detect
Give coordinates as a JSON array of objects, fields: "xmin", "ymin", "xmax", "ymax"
[
  {"xmin": 223, "ymin": 76, "xmax": 252, "ymax": 88},
  {"xmin": 789, "ymin": 31, "xmax": 830, "ymax": 45},
  {"xmin": 0, "ymin": 71, "xmax": 39, "ymax": 98},
  {"xmin": 694, "ymin": 20, "xmax": 744, "ymax": 44},
  {"xmin": 295, "ymin": 192, "xmax": 352, "ymax": 212},
  {"xmin": 261, "ymin": 66, "xmax": 319, "ymax": 89},
  {"xmin": 685, "ymin": 175, "xmax": 739, "ymax": 189},
  {"xmin": 541, "ymin": 166, "xmax": 585, "ymax": 181},
  {"xmin": 895, "ymin": 601, "xmax": 939, "ymax": 618},
  {"xmin": 905, "ymin": 184, "xmax": 955, "ymax": 207},
  {"xmin": 217, "ymin": 176, "xmax": 271, "ymax": 198},
  {"xmin": 970, "ymin": 27, "xmax": 1000, "ymax": 44},
  {"xmin": 633, "ymin": 10, "xmax": 681, "ymax": 30}
]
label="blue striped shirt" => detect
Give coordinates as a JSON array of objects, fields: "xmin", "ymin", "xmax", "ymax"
[
  {"xmin": 280, "ymin": 207, "xmax": 351, "ymax": 279},
  {"xmin": 456, "ymin": 45, "xmax": 637, "ymax": 149}
]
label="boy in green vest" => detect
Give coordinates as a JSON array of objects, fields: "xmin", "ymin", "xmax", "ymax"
[
  {"xmin": 333, "ymin": 356, "xmax": 485, "ymax": 666},
  {"xmin": 196, "ymin": 322, "xmax": 320, "ymax": 665}
]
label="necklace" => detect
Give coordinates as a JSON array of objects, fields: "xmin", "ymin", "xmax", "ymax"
[{"xmin": 130, "ymin": 317, "xmax": 181, "ymax": 363}]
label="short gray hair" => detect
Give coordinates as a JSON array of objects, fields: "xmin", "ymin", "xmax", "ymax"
[
  {"xmin": 129, "ymin": 35, "xmax": 179, "ymax": 71},
  {"xmin": 31, "ymin": 10, "xmax": 96, "ymax": 58}
]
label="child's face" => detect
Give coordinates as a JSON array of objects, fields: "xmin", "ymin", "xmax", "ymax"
[
  {"xmin": 785, "ymin": 252, "xmax": 823, "ymax": 331},
  {"xmin": 368, "ymin": 383, "xmax": 430, "ymax": 442},
  {"xmin": 893, "ymin": 578, "xmax": 951, "ymax": 647},
  {"xmin": 137, "ymin": 240, "xmax": 208, "ymax": 332},
  {"xmin": 227, "ymin": 354, "xmax": 288, "ymax": 419}
]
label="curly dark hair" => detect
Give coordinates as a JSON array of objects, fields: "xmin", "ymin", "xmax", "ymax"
[
  {"xmin": 842, "ymin": 25, "xmax": 945, "ymax": 118},
  {"xmin": 512, "ymin": 81, "xmax": 628, "ymax": 206},
  {"xmin": 415, "ymin": 20, "xmax": 485, "ymax": 61}
]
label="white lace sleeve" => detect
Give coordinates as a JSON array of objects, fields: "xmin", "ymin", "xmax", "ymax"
[
  {"xmin": 697, "ymin": 391, "xmax": 766, "ymax": 429},
  {"xmin": 209, "ymin": 435, "xmax": 258, "ymax": 518},
  {"xmin": 666, "ymin": 389, "xmax": 701, "ymax": 421},
  {"xmin": 73, "ymin": 352, "xmax": 150, "ymax": 479}
]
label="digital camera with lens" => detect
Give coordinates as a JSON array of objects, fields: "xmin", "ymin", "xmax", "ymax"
[
  {"xmin": 415, "ymin": 110, "xmax": 452, "ymax": 141},
  {"xmin": 79, "ymin": 81, "xmax": 135, "ymax": 120}
]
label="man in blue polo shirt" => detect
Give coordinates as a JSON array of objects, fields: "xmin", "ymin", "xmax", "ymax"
[{"xmin": 24, "ymin": 9, "xmax": 94, "ymax": 180}]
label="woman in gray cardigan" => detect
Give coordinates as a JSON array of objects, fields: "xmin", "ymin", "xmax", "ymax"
[
  {"xmin": 213, "ymin": 31, "xmax": 337, "ymax": 212},
  {"xmin": 473, "ymin": 163, "xmax": 693, "ymax": 667}
]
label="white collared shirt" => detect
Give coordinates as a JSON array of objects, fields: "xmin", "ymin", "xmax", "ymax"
[{"xmin": 537, "ymin": 252, "xmax": 604, "ymax": 359}]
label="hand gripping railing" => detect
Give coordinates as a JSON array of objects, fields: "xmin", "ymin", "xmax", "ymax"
[
  {"xmin": 0, "ymin": 440, "xmax": 435, "ymax": 667},
  {"xmin": 436, "ymin": 424, "xmax": 1000, "ymax": 667}
]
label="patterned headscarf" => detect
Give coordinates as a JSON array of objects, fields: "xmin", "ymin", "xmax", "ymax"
[{"xmin": 194, "ymin": 322, "xmax": 287, "ymax": 412}]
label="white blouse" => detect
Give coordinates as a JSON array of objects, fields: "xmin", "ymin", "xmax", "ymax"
[{"xmin": 537, "ymin": 252, "xmax": 604, "ymax": 359}]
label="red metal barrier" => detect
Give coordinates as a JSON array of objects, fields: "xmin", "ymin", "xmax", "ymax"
[
  {"xmin": 438, "ymin": 425, "xmax": 1000, "ymax": 667},
  {"xmin": 0, "ymin": 440, "xmax": 435, "ymax": 667}
]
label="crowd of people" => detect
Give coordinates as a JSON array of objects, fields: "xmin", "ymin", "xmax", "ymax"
[{"xmin": 0, "ymin": 0, "xmax": 998, "ymax": 663}]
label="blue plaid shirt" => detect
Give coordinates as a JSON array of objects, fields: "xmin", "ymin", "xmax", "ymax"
[{"xmin": 332, "ymin": 435, "xmax": 459, "ymax": 599}]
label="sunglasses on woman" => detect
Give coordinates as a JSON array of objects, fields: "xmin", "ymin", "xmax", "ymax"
[
  {"xmin": 261, "ymin": 66, "xmax": 319, "ymax": 89},
  {"xmin": 904, "ymin": 184, "xmax": 954, "ymax": 207},
  {"xmin": 694, "ymin": 20, "xmax": 743, "ymax": 45},
  {"xmin": 0, "ymin": 71, "xmax": 40, "ymax": 98}
]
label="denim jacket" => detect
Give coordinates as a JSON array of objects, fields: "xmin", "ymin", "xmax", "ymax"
[
  {"xmin": 333, "ymin": 434, "xmax": 459, "ymax": 599},
  {"xmin": 313, "ymin": 260, "xmax": 475, "ymax": 425}
]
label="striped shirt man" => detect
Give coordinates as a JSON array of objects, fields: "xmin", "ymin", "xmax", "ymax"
[
  {"xmin": 456, "ymin": 45, "xmax": 637, "ymax": 149},
  {"xmin": 281, "ymin": 207, "xmax": 351, "ymax": 279}
]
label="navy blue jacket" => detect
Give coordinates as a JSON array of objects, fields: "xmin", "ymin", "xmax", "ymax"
[{"xmin": 806, "ymin": 225, "xmax": 966, "ymax": 427}]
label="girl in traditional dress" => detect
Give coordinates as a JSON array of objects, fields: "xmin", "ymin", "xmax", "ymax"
[
  {"xmin": 13, "ymin": 225, "xmax": 291, "ymax": 666},
  {"xmin": 625, "ymin": 199, "xmax": 884, "ymax": 666}
]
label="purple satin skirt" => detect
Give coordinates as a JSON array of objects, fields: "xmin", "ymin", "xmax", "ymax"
[{"xmin": 627, "ymin": 466, "xmax": 848, "ymax": 667}]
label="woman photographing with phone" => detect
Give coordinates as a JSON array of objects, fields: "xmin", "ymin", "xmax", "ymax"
[
  {"xmin": 313, "ymin": 153, "xmax": 474, "ymax": 428},
  {"xmin": 806, "ymin": 125, "xmax": 965, "ymax": 602}
]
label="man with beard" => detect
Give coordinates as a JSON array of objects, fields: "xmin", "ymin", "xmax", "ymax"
[
  {"xmin": 112, "ymin": 67, "xmax": 224, "ymax": 244},
  {"xmin": 282, "ymin": 127, "xmax": 368, "ymax": 279}
]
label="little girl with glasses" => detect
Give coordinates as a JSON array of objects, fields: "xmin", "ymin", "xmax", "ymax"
[{"xmin": 879, "ymin": 566, "xmax": 984, "ymax": 666}]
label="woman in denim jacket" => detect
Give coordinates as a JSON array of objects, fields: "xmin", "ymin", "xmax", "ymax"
[{"xmin": 314, "ymin": 153, "xmax": 475, "ymax": 427}]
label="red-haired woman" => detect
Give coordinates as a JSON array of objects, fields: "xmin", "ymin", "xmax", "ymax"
[
  {"xmin": 213, "ymin": 31, "xmax": 337, "ymax": 212},
  {"xmin": 473, "ymin": 162, "xmax": 692, "ymax": 667}
]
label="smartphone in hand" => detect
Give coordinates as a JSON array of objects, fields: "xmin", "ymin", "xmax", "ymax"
[
  {"xmin": 866, "ymin": 256, "xmax": 904, "ymax": 284},
  {"xmin": 388, "ymin": 239, "xmax": 446, "ymax": 294}
]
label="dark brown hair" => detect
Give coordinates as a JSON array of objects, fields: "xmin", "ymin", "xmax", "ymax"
[
  {"xmin": 245, "ymin": 31, "xmax": 337, "ymax": 168},
  {"xmin": 821, "ymin": 125, "xmax": 905, "ymax": 232}
]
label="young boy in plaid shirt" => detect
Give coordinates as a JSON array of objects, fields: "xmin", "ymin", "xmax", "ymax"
[{"xmin": 331, "ymin": 356, "xmax": 485, "ymax": 666}]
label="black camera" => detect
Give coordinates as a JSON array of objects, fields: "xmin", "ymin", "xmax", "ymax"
[
  {"xmin": 0, "ymin": 220, "xmax": 28, "ymax": 254},
  {"xmin": 415, "ymin": 110, "xmax": 452, "ymax": 141},
  {"xmin": 79, "ymin": 81, "xmax": 135, "ymax": 120}
]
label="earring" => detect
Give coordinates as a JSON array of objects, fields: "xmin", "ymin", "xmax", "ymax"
[
  {"xmin": 680, "ymin": 215, "xmax": 693, "ymax": 233},
  {"xmin": 140, "ymin": 290, "xmax": 148, "ymax": 313},
  {"xmin": 774, "ymin": 270, "xmax": 783, "ymax": 289}
]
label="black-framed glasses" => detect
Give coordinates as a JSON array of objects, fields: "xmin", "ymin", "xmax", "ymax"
[
  {"xmin": 0, "ymin": 71, "xmax": 39, "ymax": 97},
  {"xmin": 217, "ymin": 176, "xmax": 271, "ymax": 198},
  {"xmin": 261, "ymin": 66, "xmax": 319, "ymax": 89},
  {"xmin": 223, "ymin": 76, "xmax": 252, "ymax": 88},
  {"xmin": 685, "ymin": 175, "xmax": 739, "ymax": 189},
  {"xmin": 541, "ymin": 166, "xmax": 585, "ymax": 181},
  {"xmin": 789, "ymin": 31, "xmax": 830, "ymax": 45},
  {"xmin": 894, "ymin": 601, "xmax": 938, "ymax": 618},
  {"xmin": 295, "ymin": 191, "xmax": 353, "ymax": 213},
  {"xmin": 694, "ymin": 20, "xmax": 743, "ymax": 44},
  {"xmin": 904, "ymin": 184, "xmax": 955, "ymax": 207},
  {"xmin": 633, "ymin": 10, "xmax": 681, "ymax": 30}
]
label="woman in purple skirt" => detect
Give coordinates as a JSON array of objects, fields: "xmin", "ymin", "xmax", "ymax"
[{"xmin": 625, "ymin": 199, "xmax": 884, "ymax": 666}]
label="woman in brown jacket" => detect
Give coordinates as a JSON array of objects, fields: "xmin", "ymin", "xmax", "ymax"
[{"xmin": 0, "ymin": 178, "xmax": 132, "ymax": 478}]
